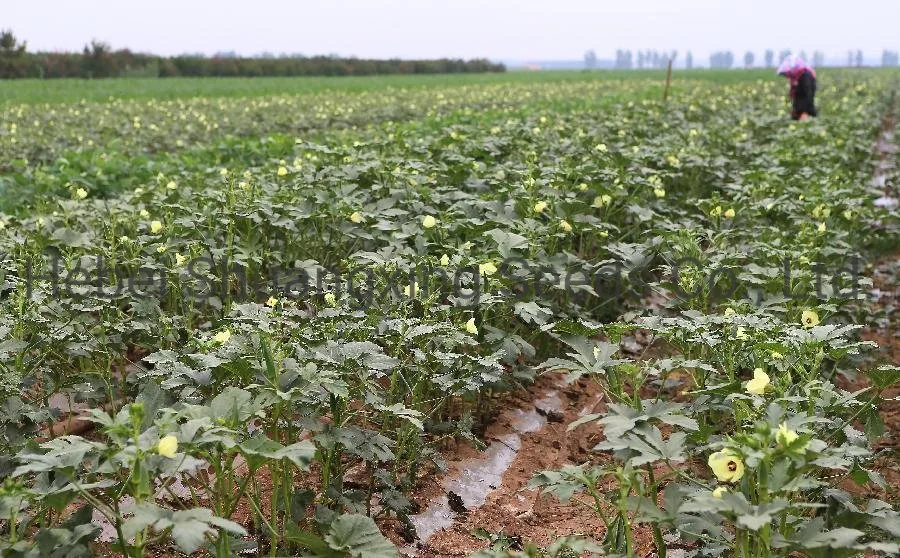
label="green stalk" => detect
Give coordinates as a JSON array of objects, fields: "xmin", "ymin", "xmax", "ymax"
[
  {"xmin": 646, "ymin": 465, "xmax": 666, "ymax": 558},
  {"xmin": 756, "ymin": 461, "xmax": 771, "ymax": 557}
]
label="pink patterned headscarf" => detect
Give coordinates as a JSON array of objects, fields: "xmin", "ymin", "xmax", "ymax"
[{"xmin": 777, "ymin": 55, "xmax": 816, "ymax": 86}]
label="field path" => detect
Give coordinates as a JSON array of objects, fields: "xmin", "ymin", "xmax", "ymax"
[{"xmin": 395, "ymin": 373, "xmax": 628, "ymax": 557}]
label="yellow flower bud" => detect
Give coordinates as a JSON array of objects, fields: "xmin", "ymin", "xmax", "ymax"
[
  {"xmin": 746, "ymin": 368, "xmax": 770, "ymax": 395},
  {"xmin": 479, "ymin": 262, "xmax": 498, "ymax": 276},
  {"xmin": 776, "ymin": 423, "xmax": 799, "ymax": 446},
  {"xmin": 157, "ymin": 435, "xmax": 178, "ymax": 458},
  {"xmin": 213, "ymin": 330, "xmax": 231, "ymax": 344}
]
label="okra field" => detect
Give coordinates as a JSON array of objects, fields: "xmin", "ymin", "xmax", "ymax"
[{"xmin": 0, "ymin": 69, "xmax": 897, "ymax": 557}]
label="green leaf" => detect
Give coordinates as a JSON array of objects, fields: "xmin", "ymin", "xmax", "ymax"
[
  {"xmin": 736, "ymin": 511, "xmax": 775, "ymax": 531},
  {"xmin": 170, "ymin": 508, "xmax": 247, "ymax": 554},
  {"xmin": 377, "ymin": 403, "xmax": 424, "ymax": 431},
  {"xmin": 604, "ymin": 424, "xmax": 686, "ymax": 466},
  {"xmin": 12, "ymin": 436, "xmax": 99, "ymax": 476},
  {"xmin": 869, "ymin": 514, "xmax": 900, "ymax": 538},
  {"xmin": 122, "ymin": 504, "xmax": 246, "ymax": 554},
  {"xmin": 284, "ymin": 523, "xmax": 340, "ymax": 557},
  {"xmin": 208, "ymin": 387, "xmax": 256, "ymax": 425},
  {"xmin": 799, "ymin": 526, "xmax": 864, "ymax": 548},
  {"xmin": 527, "ymin": 466, "xmax": 592, "ymax": 501},
  {"xmin": 324, "ymin": 514, "xmax": 398, "ymax": 558},
  {"xmin": 239, "ymin": 436, "xmax": 315, "ymax": 470},
  {"xmin": 50, "ymin": 227, "xmax": 92, "ymax": 248},
  {"xmin": 484, "ymin": 228, "xmax": 529, "ymax": 258},
  {"xmin": 545, "ymin": 535, "xmax": 604, "ymax": 557},
  {"xmin": 865, "ymin": 365, "xmax": 899, "ymax": 389}
]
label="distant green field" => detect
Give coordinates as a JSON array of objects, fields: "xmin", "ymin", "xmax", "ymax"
[{"xmin": 0, "ymin": 68, "xmax": 786, "ymax": 104}]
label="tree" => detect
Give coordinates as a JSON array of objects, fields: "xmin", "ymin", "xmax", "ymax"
[
  {"xmin": 0, "ymin": 28, "xmax": 32, "ymax": 78},
  {"xmin": 637, "ymin": 51, "xmax": 645, "ymax": 69},
  {"xmin": 685, "ymin": 51, "xmax": 693, "ymax": 69},
  {"xmin": 799, "ymin": 50, "xmax": 807, "ymax": 62},
  {"xmin": 744, "ymin": 51, "xmax": 755, "ymax": 68},
  {"xmin": 812, "ymin": 51, "xmax": 824, "ymax": 67},
  {"xmin": 584, "ymin": 50, "xmax": 597, "ymax": 70},
  {"xmin": 710, "ymin": 51, "xmax": 735, "ymax": 69},
  {"xmin": 0, "ymin": 29, "xmax": 26, "ymax": 57},
  {"xmin": 82, "ymin": 39, "xmax": 117, "ymax": 78},
  {"xmin": 883, "ymin": 50, "xmax": 899, "ymax": 67},
  {"xmin": 848, "ymin": 50, "xmax": 854, "ymax": 67},
  {"xmin": 856, "ymin": 50, "xmax": 863, "ymax": 67},
  {"xmin": 765, "ymin": 49, "xmax": 774, "ymax": 67}
]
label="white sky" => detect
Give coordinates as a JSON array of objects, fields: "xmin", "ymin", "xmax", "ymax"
[{"xmin": 4, "ymin": 0, "xmax": 897, "ymax": 61}]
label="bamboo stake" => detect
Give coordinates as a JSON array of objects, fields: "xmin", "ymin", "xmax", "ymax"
[{"xmin": 663, "ymin": 58, "xmax": 673, "ymax": 102}]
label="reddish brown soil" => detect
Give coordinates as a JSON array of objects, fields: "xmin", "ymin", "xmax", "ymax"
[
  {"xmin": 847, "ymin": 249, "xmax": 899, "ymax": 501},
  {"xmin": 389, "ymin": 374, "xmax": 656, "ymax": 557}
]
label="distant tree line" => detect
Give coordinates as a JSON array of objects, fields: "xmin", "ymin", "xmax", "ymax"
[
  {"xmin": 709, "ymin": 51, "xmax": 735, "ymax": 69},
  {"xmin": 596, "ymin": 45, "xmax": 897, "ymax": 69},
  {"xmin": 712, "ymin": 50, "xmax": 824, "ymax": 69},
  {"xmin": 0, "ymin": 30, "xmax": 505, "ymax": 79},
  {"xmin": 610, "ymin": 50, "xmax": 680, "ymax": 69}
]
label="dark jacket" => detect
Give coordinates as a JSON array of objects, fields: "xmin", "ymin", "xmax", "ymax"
[{"xmin": 791, "ymin": 70, "xmax": 817, "ymax": 119}]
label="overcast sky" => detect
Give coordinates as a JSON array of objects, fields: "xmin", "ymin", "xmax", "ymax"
[{"xmin": 4, "ymin": 0, "xmax": 897, "ymax": 62}]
